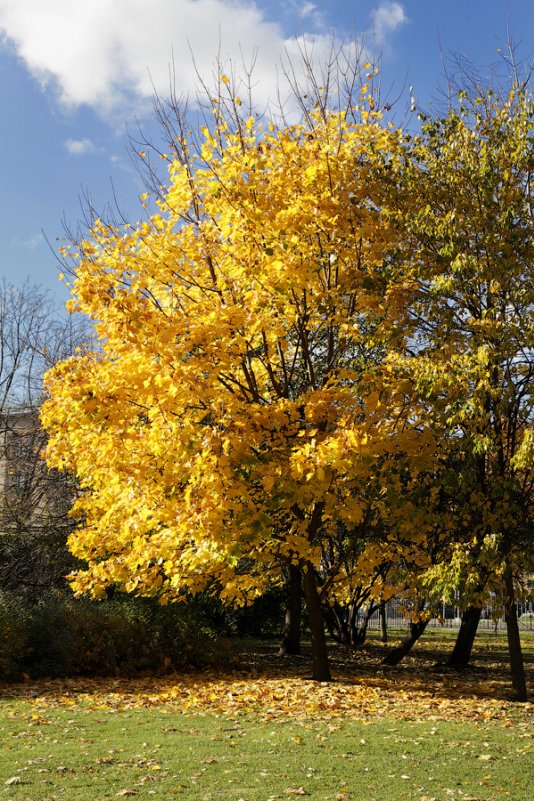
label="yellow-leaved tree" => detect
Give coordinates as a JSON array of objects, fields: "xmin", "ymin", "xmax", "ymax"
[{"xmin": 42, "ymin": 68, "xmax": 424, "ymax": 680}]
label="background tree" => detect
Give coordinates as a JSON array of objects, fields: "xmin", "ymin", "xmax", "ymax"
[
  {"xmin": 386, "ymin": 83, "xmax": 534, "ymax": 699},
  {"xmin": 0, "ymin": 281, "xmax": 84, "ymax": 598}
]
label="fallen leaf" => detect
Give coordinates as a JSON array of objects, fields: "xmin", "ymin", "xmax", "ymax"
[
  {"xmin": 285, "ymin": 787, "xmax": 307, "ymax": 795},
  {"xmin": 5, "ymin": 776, "xmax": 21, "ymax": 786},
  {"xmin": 137, "ymin": 775, "xmax": 160, "ymax": 784},
  {"xmin": 3, "ymin": 641, "xmax": 531, "ymax": 729}
]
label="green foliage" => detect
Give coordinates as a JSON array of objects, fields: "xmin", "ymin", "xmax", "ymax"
[
  {"xmin": 191, "ymin": 587, "xmax": 287, "ymax": 638},
  {"xmin": 0, "ymin": 591, "xmax": 222, "ymax": 680},
  {"xmin": 0, "ymin": 592, "xmax": 31, "ymax": 678}
]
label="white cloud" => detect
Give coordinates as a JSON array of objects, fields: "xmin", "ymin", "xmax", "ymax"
[
  {"xmin": 300, "ymin": 2, "xmax": 317, "ymax": 18},
  {"xmin": 0, "ymin": 0, "xmax": 338, "ymax": 120},
  {"xmin": 283, "ymin": 1, "xmax": 326, "ymax": 31},
  {"xmin": 64, "ymin": 137, "xmax": 97, "ymax": 156},
  {"xmin": 371, "ymin": 2, "xmax": 407, "ymax": 43},
  {"xmin": 12, "ymin": 232, "xmax": 43, "ymax": 251}
]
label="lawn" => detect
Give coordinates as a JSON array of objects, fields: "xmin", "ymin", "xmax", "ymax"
[{"xmin": 0, "ymin": 631, "xmax": 532, "ymax": 801}]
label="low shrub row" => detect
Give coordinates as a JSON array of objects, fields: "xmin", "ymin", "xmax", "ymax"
[{"xmin": 0, "ymin": 590, "xmax": 222, "ymax": 680}]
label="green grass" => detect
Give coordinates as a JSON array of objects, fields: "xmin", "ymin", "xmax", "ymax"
[
  {"xmin": 0, "ymin": 630, "xmax": 532, "ymax": 801},
  {"xmin": 0, "ymin": 702, "xmax": 531, "ymax": 801}
]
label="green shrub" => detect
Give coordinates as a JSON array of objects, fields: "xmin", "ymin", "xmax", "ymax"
[
  {"xmin": 0, "ymin": 591, "xmax": 224, "ymax": 680},
  {"xmin": 0, "ymin": 591, "xmax": 31, "ymax": 678},
  {"xmin": 190, "ymin": 587, "xmax": 287, "ymax": 638}
]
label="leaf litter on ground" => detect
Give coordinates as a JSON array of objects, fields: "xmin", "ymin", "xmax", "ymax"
[{"xmin": 1, "ymin": 634, "xmax": 532, "ymax": 725}]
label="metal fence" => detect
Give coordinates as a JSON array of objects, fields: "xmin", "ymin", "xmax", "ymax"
[{"xmin": 365, "ymin": 598, "xmax": 534, "ymax": 632}]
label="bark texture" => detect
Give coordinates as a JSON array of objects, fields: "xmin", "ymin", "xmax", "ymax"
[
  {"xmin": 279, "ymin": 564, "xmax": 302, "ymax": 655},
  {"xmin": 381, "ymin": 619, "xmax": 428, "ymax": 666},
  {"xmin": 379, "ymin": 600, "xmax": 388, "ymax": 644},
  {"xmin": 503, "ymin": 560, "xmax": 528, "ymax": 701},
  {"xmin": 302, "ymin": 565, "xmax": 331, "ymax": 681},
  {"xmin": 446, "ymin": 606, "xmax": 482, "ymax": 668}
]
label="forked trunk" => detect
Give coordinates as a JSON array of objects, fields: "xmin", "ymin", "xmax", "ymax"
[
  {"xmin": 447, "ymin": 605, "xmax": 481, "ymax": 668},
  {"xmin": 302, "ymin": 564, "xmax": 331, "ymax": 681}
]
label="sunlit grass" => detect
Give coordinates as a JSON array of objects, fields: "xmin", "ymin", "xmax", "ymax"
[
  {"xmin": 0, "ymin": 630, "xmax": 532, "ymax": 800},
  {"xmin": 0, "ymin": 704, "xmax": 532, "ymax": 801}
]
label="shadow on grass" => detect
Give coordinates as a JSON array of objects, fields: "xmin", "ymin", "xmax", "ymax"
[
  {"xmin": 232, "ymin": 629, "xmax": 534, "ymax": 702},
  {"xmin": 0, "ymin": 630, "xmax": 532, "ymax": 716}
]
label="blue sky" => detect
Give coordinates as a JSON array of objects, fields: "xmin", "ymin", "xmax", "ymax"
[{"xmin": 0, "ymin": 0, "xmax": 532, "ymax": 306}]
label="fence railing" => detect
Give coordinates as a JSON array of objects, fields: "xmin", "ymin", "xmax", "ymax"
[{"xmin": 364, "ymin": 599, "xmax": 534, "ymax": 632}]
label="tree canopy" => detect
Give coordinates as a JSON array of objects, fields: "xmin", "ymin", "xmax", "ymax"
[{"xmin": 42, "ymin": 67, "xmax": 533, "ymax": 692}]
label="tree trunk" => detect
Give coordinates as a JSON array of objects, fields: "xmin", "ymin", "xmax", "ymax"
[
  {"xmin": 503, "ymin": 560, "xmax": 528, "ymax": 702},
  {"xmin": 381, "ymin": 619, "xmax": 428, "ymax": 666},
  {"xmin": 302, "ymin": 564, "xmax": 331, "ymax": 681},
  {"xmin": 379, "ymin": 600, "xmax": 388, "ymax": 644},
  {"xmin": 446, "ymin": 605, "xmax": 481, "ymax": 668},
  {"xmin": 323, "ymin": 602, "xmax": 349, "ymax": 645},
  {"xmin": 279, "ymin": 564, "xmax": 302, "ymax": 655},
  {"xmin": 349, "ymin": 608, "xmax": 371, "ymax": 646}
]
